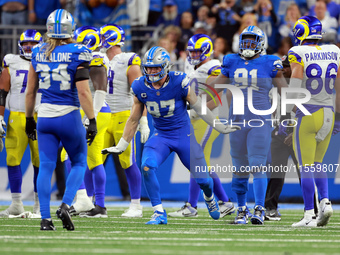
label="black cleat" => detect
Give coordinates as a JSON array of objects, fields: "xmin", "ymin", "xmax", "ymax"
[
  {"xmin": 56, "ymin": 203, "xmax": 75, "ymax": 231},
  {"xmin": 40, "ymin": 219, "xmax": 56, "ymax": 231},
  {"xmin": 79, "ymin": 204, "xmax": 108, "ymax": 218}
]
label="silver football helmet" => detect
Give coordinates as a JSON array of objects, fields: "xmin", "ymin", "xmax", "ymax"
[
  {"xmin": 142, "ymin": 46, "xmax": 171, "ymax": 82},
  {"xmin": 239, "ymin": 25, "xmax": 265, "ymax": 58},
  {"xmin": 46, "ymin": 9, "xmax": 76, "ymax": 39}
]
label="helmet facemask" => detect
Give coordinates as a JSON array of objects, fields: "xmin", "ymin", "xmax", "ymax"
[{"xmin": 239, "ymin": 34, "xmax": 263, "ymax": 58}]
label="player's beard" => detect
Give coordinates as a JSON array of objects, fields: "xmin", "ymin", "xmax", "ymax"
[{"xmin": 164, "ymin": 9, "xmax": 178, "ymax": 21}]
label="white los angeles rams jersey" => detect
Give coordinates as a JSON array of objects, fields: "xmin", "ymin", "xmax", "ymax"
[
  {"xmin": 288, "ymin": 44, "xmax": 340, "ymax": 107},
  {"xmin": 105, "ymin": 52, "xmax": 141, "ymax": 114},
  {"xmin": 3, "ymin": 54, "xmax": 41, "ymax": 112}
]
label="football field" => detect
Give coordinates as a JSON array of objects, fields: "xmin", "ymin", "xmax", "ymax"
[{"xmin": 0, "ymin": 203, "xmax": 339, "ymax": 255}]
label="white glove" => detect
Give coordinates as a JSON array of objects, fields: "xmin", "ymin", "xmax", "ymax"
[
  {"xmin": 101, "ymin": 137, "xmax": 129, "ymax": 155},
  {"xmin": 138, "ymin": 116, "xmax": 150, "ymax": 143},
  {"xmin": 0, "ymin": 115, "xmax": 6, "ymax": 137},
  {"xmin": 213, "ymin": 119, "xmax": 241, "ymax": 134},
  {"xmin": 0, "ymin": 138, "xmax": 3, "ymax": 152}
]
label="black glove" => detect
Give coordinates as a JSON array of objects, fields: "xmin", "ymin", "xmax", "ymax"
[
  {"xmin": 86, "ymin": 118, "xmax": 97, "ymax": 145},
  {"xmin": 26, "ymin": 117, "xmax": 37, "ymax": 140}
]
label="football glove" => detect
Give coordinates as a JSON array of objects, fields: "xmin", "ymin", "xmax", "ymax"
[
  {"xmin": 138, "ymin": 116, "xmax": 150, "ymax": 143},
  {"xmin": 25, "ymin": 117, "xmax": 37, "ymax": 140},
  {"xmin": 213, "ymin": 120, "xmax": 241, "ymax": 134},
  {"xmin": 102, "ymin": 137, "xmax": 129, "ymax": 155},
  {"xmin": 86, "ymin": 118, "xmax": 97, "ymax": 145},
  {"xmin": 0, "ymin": 115, "xmax": 6, "ymax": 137}
]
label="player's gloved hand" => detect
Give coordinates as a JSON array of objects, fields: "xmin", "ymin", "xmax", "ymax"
[
  {"xmin": 102, "ymin": 138, "xmax": 129, "ymax": 155},
  {"xmin": 138, "ymin": 116, "xmax": 150, "ymax": 143},
  {"xmin": 86, "ymin": 118, "xmax": 97, "ymax": 145},
  {"xmin": 213, "ymin": 120, "xmax": 241, "ymax": 134},
  {"xmin": 333, "ymin": 120, "xmax": 340, "ymax": 135},
  {"xmin": 0, "ymin": 115, "xmax": 6, "ymax": 137},
  {"xmin": 25, "ymin": 117, "xmax": 37, "ymax": 140}
]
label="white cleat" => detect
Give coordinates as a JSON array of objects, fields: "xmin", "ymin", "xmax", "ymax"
[
  {"xmin": 168, "ymin": 202, "xmax": 198, "ymax": 217},
  {"xmin": 292, "ymin": 212, "xmax": 317, "ymax": 227},
  {"xmin": 219, "ymin": 201, "xmax": 235, "ymax": 218},
  {"xmin": 317, "ymin": 198, "xmax": 333, "ymax": 227},
  {"xmin": 121, "ymin": 204, "xmax": 143, "ymax": 218},
  {"xmin": 0, "ymin": 202, "xmax": 25, "ymax": 218},
  {"xmin": 69, "ymin": 197, "xmax": 94, "ymax": 216}
]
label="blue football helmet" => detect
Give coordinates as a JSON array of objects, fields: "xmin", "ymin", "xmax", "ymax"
[
  {"xmin": 46, "ymin": 9, "xmax": 75, "ymax": 39},
  {"xmin": 292, "ymin": 16, "xmax": 322, "ymax": 45},
  {"xmin": 186, "ymin": 34, "xmax": 213, "ymax": 65},
  {"xmin": 239, "ymin": 25, "xmax": 265, "ymax": 58},
  {"xmin": 18, "ymin": 29, "xmax": 42, "ymax": 59},
  {"xmin": 74, "ymin": 26, "xmax": 101, "ymax": 51},
  {"xmin": 142, "ymin": 46, "xmax": 171, "ymax": 83},
  {"xmin": 100, "ymin": 24, "xmax": 125, "ymax": 51}
]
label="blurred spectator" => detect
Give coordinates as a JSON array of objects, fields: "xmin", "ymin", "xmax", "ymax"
[
  {"xmin": 195, "ymin": 5, "xmax": 209, "ymax": 25},
  {"xmin": 180, "ymin": 11, "xmax": 194, "ymax": 44},
  {"xmin": 193, "ymin": 21, "xmax": 209, "ymax": 35},
  {"xmin": 274, "ymin": 37, "xmax": 293, "ymax": 59},
  {"xmin": 156, "ymin": 0, "xmax": 181, "ymax": 27},
  {"xmin": 148, "ymin": 0, "xmax": 162, "ymax": 26},
  {"xmin": 192, "ymin": 0, "xmax": 216, "ymax": 20},
  {"xmin": 212, "ymin": 37, "xmax": 230, "ymax": 62},
  {"xmin": 278, "ymin": 3, "xmax": 301, "ymax": 43},
  {"xmin": 240, "ymin": 0, "xmax": 256, "ymax": 14},
  {"xmin": 206, "ymin": 11, "xmax": 217, "ymax": 39},
  {"xmin": 28, "ymin": 0, "xmax": 62, "ymax": 27},
  {"xmin": 308, "ymin": 0, "xmax": 340, "ymax": 21},
  {"xmin": 231, "ymin": 12, "xmax": 257, "ymax": 53},
  {"xmin": 173, "ymin": 0, "xmax": 191, "ymax": 15},
  {"xmin": 314, "ymin": 1, "xmax": 338, "ymax": 44},
  {"xmin": 158, "ymin": 36, "xmax": 180, "ymax": 69},
  {"xmin": 254, "ymin": 0, "xmax": 279, "ymax": 53},
  {"xmin": 212, "ymin": 0, "xmax": 243, "ymax": 50},
  {"xmin": 273, "ymin": 0, "xmax": 307, "ymax": 24},
  {"xmin": 163, "ymin": 25, "xmax": 185, "ymax": 56}
]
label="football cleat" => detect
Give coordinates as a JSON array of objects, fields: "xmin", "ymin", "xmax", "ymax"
[
  {"xmin": 121, "ymin": 204, "xmax": 143, "ymax": 218},
  {"xmin": 79, "ymin": 204, "xmax": 108, "ymax": 218},
  {"xmin": 69, "ymin": 197, "xmax": 94, "ymax": 216},
  {"xmin": 56, "ymin": 203, "xmax": 75, "ymax": 231},
  {"xmin": 251, "ymin": 205, "xmax": 265, "ymax": 225},
  {"xmin": 0, "ymin": 202, "xmax": 25, "ymax": 218},
  {"xmin": 292, "ymin": 212, "xmax": 317, "ymax": 227},
  {"xmin": 218, "ymin": 201, "xmax": 235, "ymax": 218},
  {"xmin": 265, "ymin": 209, "xmax": 281, "ymax": 221},
  {"xmin": 317, "ymin": 198, "xmax": 333, "ymax": 227},
  {"xmin": 40, "ymin": 219, "xmax": 56, "ymax": 231},
  {"xmin": 204, "ymin": 196, "xmax": 220, "ymax": 220},
  {"xmin": 168, "ymin": 202, "xmax": 198, "ymax": 217},
  {"xmin": 145, "ymin": 210, "xmax": 167, "ymax": 225},
  {"xmin": 234, "ymin": 206, "xmax": 249, "ymax": 224}
]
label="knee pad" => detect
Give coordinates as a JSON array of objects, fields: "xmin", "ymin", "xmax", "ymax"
[
  {"xmin": 141, "ymin": 158, "xmax": 157, "ymax": 176},
  {"xmin": 232, "ymin": 173, "xmax": 249, "ymax": 194}
]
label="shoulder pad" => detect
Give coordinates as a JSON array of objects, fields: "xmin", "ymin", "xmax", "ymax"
[{"xmin": 128, "ymin": 53, "xmax": 141, "ymax": 66}]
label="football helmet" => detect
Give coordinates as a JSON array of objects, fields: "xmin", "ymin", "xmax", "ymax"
[
  {"xmin": 100, "ymin": 24, "xmax": 125, "ymax": 51},
  {"xmin": 142, "ymin": 46, "xmax": 171, "ymax": 83},
  {"xmin": 46, "ymin": 9, "xmax": 76, "ymax": 39},
  {"xmin": 292, "ymin": 16, "xmax": 322, "ymax": 45},
  {"xmin": 186, "ymin": 34, "xmax": 213, "ymax": 65},
  {"xmin": 74, "ymin": 26, "xmax": 101, "ymax": 51},
  {"xmin": 239, "ymin": 25, "xmax": 265, "ymax": 58},
  {"xmin": 18, "ymin": 29, "xmax": 42, "ymax": 59}
]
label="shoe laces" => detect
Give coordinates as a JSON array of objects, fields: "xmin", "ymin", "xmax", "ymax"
[
  {"xmin": 237, "ymin": 208, "xmax": 246, "ymax": 219},
  {"xmin": 151, "ymin": 211, "xmax": 164, "ymax": 220},
  {"xmin": 207, "ymin": 199, "xmax": 218, "ymax": 212},
  {"xmin": 254, "ymin": 205, "xmax": 264, "ymax": 217}
]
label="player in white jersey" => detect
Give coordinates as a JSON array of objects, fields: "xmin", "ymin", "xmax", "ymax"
[
  {"xmin": 168, "ymin": 34, "xmax": 235, "ymax": 218},
  {"xmin": 288, "ymin": 16, "xmax": 340, "ymax": 227},
  {"xmin": 0, "ymin": 29, "xmax": 42, "ymax": 218},
  {"xmin": 100, "ymin": 24, "xmax": 148, "ymax": 217}
]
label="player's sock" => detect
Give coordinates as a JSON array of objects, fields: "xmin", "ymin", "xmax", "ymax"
[
  {"xmin": 142, "ymin": 167, "xmax": 162, "ymax": 206},
  {"xmin": 300, "ymin": 166, "xmax": 315, "ymax": 210},
  {"xmin": 33, "ymin": 166, "xmax": 39, "ymax": 193},
  {"xmin": 314, "ymin": 162, "xmax": 329, "ymax": 200},
  {"xmin": 8, "ymin": 166, "xmax": 22, "ymax": 193},
  {"xmin": 232, "ymin": 173, "xmax": 249, "ymax": 207},
  {"xmin": 210, "ymin": 171, "xmax": 229, "ymax": 202},
  {"xmin": 252, "ymin": 171, "xmax": 267, "ymax": 207},
  {"xmin": 92, "ymin": 164, "xmax": 106, "ymax": 208},
  {"xmin": 84, "ymin": 167, "xmax": 94, "ymax": 197},
  {"xmin": 125, "ymin": 162, "xmax": 141, "ymax": 200},
  {"xmin": 153, "ymin": 204, "xmax": 164, "ymax": 213},
  {"xmin": 188, "ymin": 177, "xmax": 200, "ymax": 208},
  {"xmin": 196, "ymin": 177, "xmax": 213, "ymax": 198},
  {"xmin": 62, "ymin": 163, "xmax": 86, "ymax": 206},
  {"xmin": 11, "ymin": 193, "xmax": 22, "ymax": 204}
]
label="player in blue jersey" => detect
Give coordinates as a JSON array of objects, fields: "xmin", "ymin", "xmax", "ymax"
[
  {"xmin": 208, "ymin": 26, "xmax": 287, "ymax": 225},
  {"xmin": 25, "ymin": 9, "xmax": 97, "ymax": 231},
  {"xmin": 102, "ymin": 46, "xmax": 240, "ymax": 225}
]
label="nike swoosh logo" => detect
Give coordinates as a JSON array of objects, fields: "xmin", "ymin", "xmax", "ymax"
[
  {"xmin": 118, "ymin": 122, "xmax": 124, "ymax": 124},
  {"xmin": 187, "ymin": 133, "xmax": 192, "ymax": 136},
  {"xmin": 305, "ymin": 220, "xmax": 312, "ymax": 225}
]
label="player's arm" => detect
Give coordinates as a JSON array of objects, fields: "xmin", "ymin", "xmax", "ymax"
[
  {"xmin": 285, "ymin": 62, "xmax": 304, "ymax": 113},
  {"xmin": 0, "ymin": 66, "xmax": 10, "ymax": 137},
  {"xmin": 102, "ymin": 96, "xmax": 144, "ymax": 154},
  {"xmin": 90, "ymin": 65, "xmax": 107, "ymax": 117},
  {"xmin": 206, "ymin": 75, "xmax": 223, "ymax": 111},
  {"xmin": 332, "ymin": 66, "xmax": 340, "ymax": 135},
  {"xmin": 186, "ymin": 86, "xmax": 240, "ymax": 134},
  {"xmin": 272, "ymin": 69, "xmax": 288, "ymax": 95},
  {"xmin": 206, "ymin": 72, "xmax": 230, "ymax": 102},
  {"xmin": 127, "ymin": 65, "xmax": 142, "ymax": 87}
]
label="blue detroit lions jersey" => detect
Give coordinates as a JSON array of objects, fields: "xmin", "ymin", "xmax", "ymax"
[
  {"xmin": 31, "ymin": 43, "xmax": 92, "ymax": 107},
  {"xmin": 132, "ymin": 71, "xmax": 190, "ymax": 132},
  {"xmin": 222, "ymin": 54, "xmax": 281, "ymax": 121}
]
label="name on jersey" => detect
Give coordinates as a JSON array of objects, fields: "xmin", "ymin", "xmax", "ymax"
[
  {"xmin": 305, "ymin": 52, "xmax": 338, "ymax": 62},
  {"xmin": 36, "ymin": 52, "xmax": 72, "ymax": 62}
]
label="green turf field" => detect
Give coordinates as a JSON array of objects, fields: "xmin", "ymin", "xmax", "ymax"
[{"xmin": 0, "ymin": 205, "xmax": 339, "ymax": 255}]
